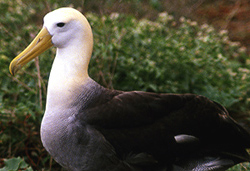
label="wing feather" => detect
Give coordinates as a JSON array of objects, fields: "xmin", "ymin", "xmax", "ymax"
[{"xmin": 79, "ymin": 88, "xmax": 250, "ymax": 169}]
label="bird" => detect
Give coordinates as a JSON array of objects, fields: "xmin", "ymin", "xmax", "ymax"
[{"xmin": 9, "ymin": 7, "xmax": 250, "ymax": 171}]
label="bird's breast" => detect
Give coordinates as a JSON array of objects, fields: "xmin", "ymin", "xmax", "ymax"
[{"xmin": 40, "ymin": 79, "xmax": 114, "ymax": 170}]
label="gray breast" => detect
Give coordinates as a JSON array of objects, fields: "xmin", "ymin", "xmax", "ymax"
[{"xmin": 40, "ymin": 79, "xmax": 121, "ymax": 170}]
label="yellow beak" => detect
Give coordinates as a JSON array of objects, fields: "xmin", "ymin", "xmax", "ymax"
[{"xmin": 9, "ymin": 27, "xmax": 53, "ymax": 75}]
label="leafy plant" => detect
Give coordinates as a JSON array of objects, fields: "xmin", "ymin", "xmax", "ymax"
[
  {"xmin": 227, "ymin": 162, "xmax": 250, "ymax": 171},
  {"xmin": 89, "ymin": 12, "xmax": 250, "ymax": 112},
  {"xmin": 0, "ymin": 157, "xmax": 33, "ymax": 171}
]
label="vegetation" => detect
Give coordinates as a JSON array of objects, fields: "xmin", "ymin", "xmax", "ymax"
[{"xmin": 1, "ymin": 0, "xmax": 250, "ymax": 170}]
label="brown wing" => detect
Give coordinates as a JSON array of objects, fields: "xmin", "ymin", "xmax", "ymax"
[{"xmin": 82, "ymin": 89, "xmax": 250, "ymax": 170}]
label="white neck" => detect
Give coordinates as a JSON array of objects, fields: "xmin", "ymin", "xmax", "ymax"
[{"xmin": 46, "ymin": 30, "xmax": 93, "ymax": 110}]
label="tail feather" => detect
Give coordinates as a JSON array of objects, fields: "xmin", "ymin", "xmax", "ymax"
[
  {"xmin": 174, "ymin": 133, "xmax": 250, "ymax": 171},
  {"xmin": 174, "ymin": 155, "xmax": 246, "ymax": 171},
  {"xmin": 214, "ymin": 101, "xmax": 250, "ymax": 148}
]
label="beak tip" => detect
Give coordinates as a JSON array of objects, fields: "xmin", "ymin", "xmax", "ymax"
[
  {"xmin": 9, "ymin": 67, "xmax": 13, "ymax": 76},
  {"xmin": 9, "ymin": 63, "xmax": 17, "ymax": 76},
  {"xmin": 9, "ymin": 69, "xmax": 15, "ymax": 76},
  {"xmin": 10, "ymin": 71, "xmax": 15, "ymax": 76},
  {"xmin": 9, "ymin": 27, "xmax": 52, "ymax": 76}
]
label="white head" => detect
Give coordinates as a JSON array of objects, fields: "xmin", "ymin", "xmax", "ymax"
[
  {"xmin": 9, "ymin": 7, "xmax": 93, "ymax": 78},
  {"xmin": 44, "ymin": 7, "xmax": 93, "ymax": 51}
]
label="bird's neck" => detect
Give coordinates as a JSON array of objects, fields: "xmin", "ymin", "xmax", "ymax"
[{"xmin": 46, "ymin": 39, "xmax": 93, "ymax": 110}]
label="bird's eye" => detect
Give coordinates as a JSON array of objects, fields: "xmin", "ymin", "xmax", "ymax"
[{"xmin": 57, "ymin": 22, "xmax": 65, "ymax": 27}]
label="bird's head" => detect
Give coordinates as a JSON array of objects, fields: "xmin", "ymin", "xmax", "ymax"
[{"xmin": 9, "ymin": 7, "xmax": 93, "ymax": 75}]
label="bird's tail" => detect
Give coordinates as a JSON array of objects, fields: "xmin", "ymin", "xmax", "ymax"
[{"xmin": 214, "ymin": 101, "xmax": 250, "ymax": 148}]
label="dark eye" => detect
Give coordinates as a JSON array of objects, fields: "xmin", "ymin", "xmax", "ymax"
[{"xmin": 57, "ymin": 22, "xmax": 65, "ymax": 27}]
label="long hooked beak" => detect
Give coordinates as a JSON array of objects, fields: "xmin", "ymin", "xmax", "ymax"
[{"xmin": 9, "ymin": 27, "xmax": 53, "ymax": 75}]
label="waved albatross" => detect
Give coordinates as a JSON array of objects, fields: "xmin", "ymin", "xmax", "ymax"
[{"xmin": 9, "ymin": 7, "xmax": 250, "ymax": 171}]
